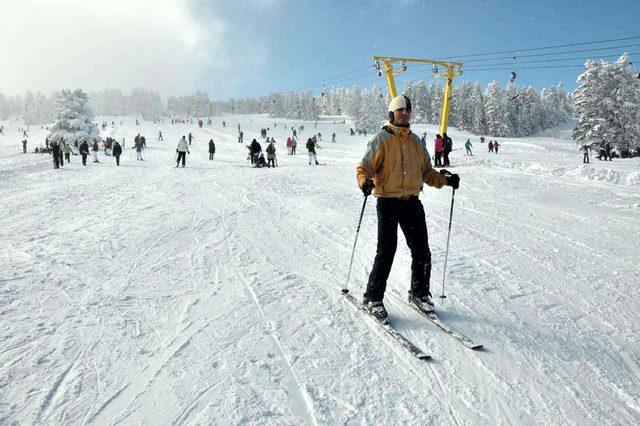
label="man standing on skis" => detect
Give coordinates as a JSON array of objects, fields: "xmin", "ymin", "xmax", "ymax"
[{"xmin": 356, "ymin": 95, "xmax": 460, "ymax": 322}]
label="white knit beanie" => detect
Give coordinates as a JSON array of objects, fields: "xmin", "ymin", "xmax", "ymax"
[{"xmin": 388, "ymin": 95, "xmax": 412, "ymax": 112}]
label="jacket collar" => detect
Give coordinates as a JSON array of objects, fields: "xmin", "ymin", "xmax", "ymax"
[{"xmin": 384, "ymin": 122, "xmax": 412, "ymax": 137}]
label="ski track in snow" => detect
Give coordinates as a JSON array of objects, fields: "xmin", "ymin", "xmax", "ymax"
[{"xmin": 1, "ymin": 116, "xmax": 639, "ymax": 424}]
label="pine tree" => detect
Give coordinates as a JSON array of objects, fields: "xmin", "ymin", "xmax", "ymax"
[
  {"xmin": 470, "ymin": 82, "xmax": 486, "ymax": 135},
  {"xmin": 484, "ymin": 81, "xmax": 508, "ymax": 137},
  {"xmin": 48, "ymin": 89, "xmax": 100, "ymax": 144},
  {"xmin": 573, "ymin": 60, "xmax": 609, "ymax": 145}
]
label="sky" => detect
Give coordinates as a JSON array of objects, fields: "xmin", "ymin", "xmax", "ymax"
[{"xmin": 1, "ymin": 0, "xmax": 639, "ymax": 100}]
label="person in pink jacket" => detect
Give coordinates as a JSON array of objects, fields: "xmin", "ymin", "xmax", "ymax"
[
  {"xmin": 493, "ymin": 140, "xmax": 501, "ymax": 153},
  {"xmin": 286, "ymin": 137, "xmax": 293, "ymax": 155},
  {"xmin": 434, "ymin": 134, "xmax": 444, "ymax": 167}
]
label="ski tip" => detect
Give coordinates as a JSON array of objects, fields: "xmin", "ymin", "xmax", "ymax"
[
  {"xmin": 417, "ymin": 354, "xmax": 432, "ymax": 361},
  {"xmin": 470, "ymin": 344, "xmax": 484, "ymax": 350}
]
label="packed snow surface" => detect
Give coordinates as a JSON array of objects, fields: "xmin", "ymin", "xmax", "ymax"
[{"xmin": 1, "ymin": 115, "xmax": 639, "ymax": 424}]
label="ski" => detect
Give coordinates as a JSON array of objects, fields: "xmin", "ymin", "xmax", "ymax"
[
  {"xmin": 344, "ymin": 293, "xmax": 431, "ymax": 361},
  {"xmin": 407, "ymin": 303, "xmax": 483, "ymax": 350}
]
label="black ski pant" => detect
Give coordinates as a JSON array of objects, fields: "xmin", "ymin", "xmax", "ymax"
[
  {"xmin": 466, "ymin": 147, "xmax": 472, "ymax": 156},
  {"xmin": 365, "ymin": 196, "xmax": 432, "ymax": 302},
  {"xmin": 59, "ymin": 153, "xmax": 64, "ymax": 167},
  {"xmin": 434, "ymin": 152, "xmax": 442, "ymax": 167},
  {"xmin": 583, "ymin": 153, "xmax": 589, "ymax": 163},
  {"xmin": 115, "ymin": 154, "xmax": 120, "ymax": 166},
  {"xmin": 209, "ymin": 153, "xmax": 214, "ymax": 160},
  {"xmin": 443, "ymin": 151, "xmax": 450, "ymax": 167},
  {"xmin": 53, "ymin": 156, "xmax": 60, "ymax": 169},
  {"xmin": 177, "ymin": 151, "xmax": 186, "ymax": 167},
  {"xmin": 81, "ymin": 153, "xmax": 87, "ymax": 165},
  {"xmin": 268, "ymin": 158, "xmax": 275, "ymax": 167}
]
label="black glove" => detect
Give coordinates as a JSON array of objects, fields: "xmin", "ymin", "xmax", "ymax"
[
  {"xmin": 361, "ymin": 179, "xmax": 374, "ymax": 196},
  {"xmin": 446, "ymin": 174, "xmax": 460, "ymax": 190}
]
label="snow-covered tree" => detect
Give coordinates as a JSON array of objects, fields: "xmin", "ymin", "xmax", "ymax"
[
  {"xmin": 48, "ymin": 89, "xmax": 100, "ymax": 144},
  {"xmin": 484, "ymin": 81, "xmax": 508, "ymax": 137},
  {"xmin": 355, "ymin": 85, "xmax": 386, "ymax": 133},
  {"xmin": 573, "ymin": 54, "xmax": 640, "ymax": 151}
]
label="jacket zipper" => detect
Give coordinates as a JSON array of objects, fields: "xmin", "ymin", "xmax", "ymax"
[{"xmin": 400, "ymin": 136, "xmax": 405, "ymax": 195}]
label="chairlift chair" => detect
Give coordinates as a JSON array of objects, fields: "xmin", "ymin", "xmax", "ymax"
[{"xmin": 510, "ymin": 55, "xmax": 519, "ymax": 83}]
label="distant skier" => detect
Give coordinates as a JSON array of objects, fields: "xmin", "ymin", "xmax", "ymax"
[
  {"xmin": 112, "ymin": 140, "xmax": 122, "ymax": 166},
  {"xmin": 51, "ymin": 142, "xmax": 61, "ymax": 169},
  {"xmin": 62, "ymin": 142, "xmax": 71, "ymax": 163},
  {"xmin": 91, "ymin": 140, "xmax": 100, "ymax": 163},
  {"xmin": 332, "ymin": 133, "xmax": 336, "ymax": 143},
  {"xmin": 158, "ymin": 131, "xmax": 163, "ymax": 141},
  {"xmin": 488, "ymin": 140, "xmax": 494, "ymax": 153},
  {"xmin": 176, "ymin": 136, "xmax": 190, "ymax": 167},
  {"xmin": 604, "ymin": 142, "xmax": 612, "ymax": 161},
  {"xmin": 135, "ymin": 137, "xmax": 144, "ymax": 161},
  {"xmin": 442, "ymin": 133, "xmax": 452, "ymax": 167},
  {"xmin": 493, "ymin": 140, "xmax": 501, "ymax": 153},
  {"xmin": 266, "ymin": 141, "xmax": 276, "ymax": 167},
  {"xmin": 434, "ymin": 134, "xmax": 444, "ymax": 167},
  {"xmin": 58, "ymin": 141, "xmax": 65, "ymax": 166},
  {"xmin": 480, "ymin": 136, "xmax": 485, "ymax": 144},
  {"xmin": 255, "ymin": 153, "xmax": 268, "ymax": 168},
  {"xmin": 580, "ymin": 144, "xmax": 590, "ymax": 164},
  {"xmin": 22, "ymin": 139, "xmax": 27, "ymax": 153},
  {"xmin": 286, "ymin": 137, "xmax": 293, "ymax": 155},
  {"xmin": 291, "ymin": 137, "xmax": 297, "ymax": 155},
  {"xmin": 356, "ymin": 95, "xmax": 459, "ymax": 322},
  {"xmin": 249, "ymin": 139, "xmax": 261, "ymax": 165},
  {"xmin": 208, "ymin": 139, "xmax": 216, "ymax": 160},
  {"xmin": 238, "ymin": 131, "xmax": 244, "ymax": 144},
  {"xmin": 465, "ymin": 139, "xmax": 473, "ymax": 156},
  {"xmin": 306, "ymin": 138, "xmax": 319, "ymax": 165},
  {"xmin": 188, "ymin": 132, "xmax": 193, "ymax": 145},
  {"xmin": 79, "ymin": 140, "xmax": 89, "ymax": 165},
  {"xmin": 223, "ymin": 121, "xmax": 226, "ymax": 128}
]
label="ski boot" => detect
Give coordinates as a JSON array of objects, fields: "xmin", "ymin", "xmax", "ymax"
[
  {"xmin": 363, "ymin": 298, "xmax": 389, "ymax": 324},
  {"xmin": 408, "ymin": 291, "xmax": 435, "ymax": 313}
]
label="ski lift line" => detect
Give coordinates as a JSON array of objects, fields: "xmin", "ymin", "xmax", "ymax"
[
  {"xmin": 300, "ymin": 70, "xmax": 389, "ymax": 91},
  {"xmin": 459, "ymin": 52, "xmax": 640, "ymax": 68},
  {"xmin": 296, "ymin": 66, "xmax": 372, "ymax": 90},
  {"xmin": 463, "ymin": 63, "xmax": 594, "ymax": 72},
  {"xmin": 332, "ymin": 62, "xmax": 589, "ymax": 90},
  {"xmin": 436, "ymin": 35, "xmax": 640, "ymax": 60},
  {"xmin": 297, "ymin": 45, "xmax": 638, "ymax": 92},
  {"xmin": 459, "ymin": 43, "xmax": 640, "ymax": 63},
  {"xmin": 293, "ymin": 36, "xmax": 638, "ymax": 92}
]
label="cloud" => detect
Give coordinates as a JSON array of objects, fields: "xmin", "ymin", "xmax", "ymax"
[{"xmin": 0, "ymin": 0, "xmax": 264, "ymax": 97}]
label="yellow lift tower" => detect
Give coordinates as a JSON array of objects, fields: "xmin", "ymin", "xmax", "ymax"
[{"xmin": 372, "ymin": 56, "xmax": 463, "ymax": 135}]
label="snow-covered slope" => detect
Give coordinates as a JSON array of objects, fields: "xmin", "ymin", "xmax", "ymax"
[{"xmin": 1, "ymin": 116, "xmax": 639, "ymax": 424}]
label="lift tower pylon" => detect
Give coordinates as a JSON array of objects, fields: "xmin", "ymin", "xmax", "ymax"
[{"xmin": 372, "ymin": 56, "xmax": 463, "ymax": 136}]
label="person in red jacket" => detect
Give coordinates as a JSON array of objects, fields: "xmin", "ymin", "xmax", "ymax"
[
  {"xmin": 434, "ymin": 134, "xmax": 444, "ymax": 167},
  {"xmin": 493, "ymin": 140, "xmax": 501, "ymax": 153}
]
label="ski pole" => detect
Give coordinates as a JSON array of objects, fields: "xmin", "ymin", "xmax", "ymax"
[
  {"xmin": 440, "ymin": 188, "xmax": 456, "ymax": 299},
  {"xmin": 343, "ymin": 195, "xmax": 368, "ymax": 295}
]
